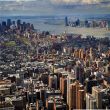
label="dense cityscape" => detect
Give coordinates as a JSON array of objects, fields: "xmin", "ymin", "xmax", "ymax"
[
  {"xmin": 65, "ymin": 16, "xmax": 110, "ymax": 29},
  {"xmin": 0, "ymin": 18, "xmax": 110, "ymax": 110}
]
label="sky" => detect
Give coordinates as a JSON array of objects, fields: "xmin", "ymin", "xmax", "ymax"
[
  {"xmin": 1, "ymin": 0, "xmax": 109, "ymax": 4},
  {"xmin": 50, "ymin": 0, "xmax": 110, "ymax": 4},
  {"xmin": 0, "ymin": 0, "xmax": 110, "ymax": 16}
]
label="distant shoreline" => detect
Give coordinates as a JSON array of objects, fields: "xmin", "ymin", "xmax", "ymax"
[{"xmin": 0, "ymin": 16, "xmax": 110, "ymax": 38}]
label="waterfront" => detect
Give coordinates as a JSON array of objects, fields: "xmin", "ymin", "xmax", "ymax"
[{"xmin": 0, "ymin": 15, "xmax": 110, "ymax": 37}]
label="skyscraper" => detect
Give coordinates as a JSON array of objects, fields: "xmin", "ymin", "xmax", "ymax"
[
  {"xmin": 77, "ymin": 90, "xmax": 85, "ymax": 109},
  {"xmin": 74, "ymin": 62, "xmax": 84, "ymax": 84},
  {"xmin": 17, "ymin": 19, "xmax": 21, "ymax": 29},
  {"xmin": 17, "ymin": 20, "xmax": 21, "ymax": 26},
  {"xmin": 69, "ymin": 83, "xmax": 76, "ymax": 109},
  {"xmin": 60, "ymin": 75, "xmax": 67, "ymax": 95},
  {"xmin": 49, "ymin": 75, "xmax": 57, "ymax": 89},
  {"xmin": 67, "ymin": 75, "xmax": 76, "ymax": 106},
  {"xmin": 76, "ymin": 19, "xmax": 80, "ymax": 27},
  {"xmin": 92, "ymin": 86, "xmax": 104, "ymax": 109},
  {"xmin": 65, "ymin": 16, "xmax": 69, "ymax": 26},
  {"xmin": 7, "ymin": 19, "xmax": 12, "ymax": 29},
  {"xmin": 86, "ymin": 93, "xmax": 97, "ymax": 109},
  {"xmin": 76, "ymin": 83, "xmax": 84, "ymax": 109},
  {"xmin": 2, "ymin": 21, "xmax": 7, "ymax": 31}
]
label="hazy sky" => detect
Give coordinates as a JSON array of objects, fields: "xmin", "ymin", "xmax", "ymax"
[
  {"xmin": 0, "ymin": 0, "xmax": 110, "ymax": 16},
  {"xmin": 1, "ymin": 0, "xmax": 109, "ymax": 4}
]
